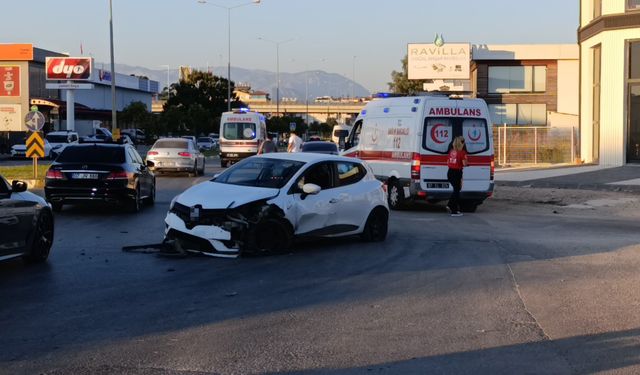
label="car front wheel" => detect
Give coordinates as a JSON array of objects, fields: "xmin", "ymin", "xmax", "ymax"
[
  {"xmin": 24, "ymin": 209, "xmax": 54, "ymax": 263},
  {"xmin": 361, "ymin": 207, "xmax": 388, "ymax": 242}
]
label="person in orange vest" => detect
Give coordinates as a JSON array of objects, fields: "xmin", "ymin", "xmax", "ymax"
[{"xmin": 447, "ymin": 136, "xmax": 468, "ymax": 217}]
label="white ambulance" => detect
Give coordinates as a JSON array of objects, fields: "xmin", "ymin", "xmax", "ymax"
[
  {"xmin": 342, "ymin": 94, "xmax": 494, "ymax": 212},
  {"xmin": 219, "ymin": 109, "xmax": 267, "ymax": 167}
]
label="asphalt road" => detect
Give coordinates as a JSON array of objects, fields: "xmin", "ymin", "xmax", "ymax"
[{"xmin": 1, "ymin": 164, "xmax": 640, "ymax": 374}]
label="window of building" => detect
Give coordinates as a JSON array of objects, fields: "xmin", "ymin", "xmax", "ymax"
[
  {"xmin": 488, "ymin": 66, "xmax": 546, "ymax": 94},
  {"xmin": 592, "ymin": 45, "xmax": 602, "ymax": 162},
  {"xmin": 594, "ymin": 0, "xmax": 602, "ymax": 18},
  {"xmin": 488, "ymin": 104, "xmax": 547, "ymax": 126},
  {"xmin": 631, "ymin": 41, "xmax": 640, "ymax": 79},
  {"xmin": 628, "ymin": 0, "xmax": 640, "ymax": 11}
]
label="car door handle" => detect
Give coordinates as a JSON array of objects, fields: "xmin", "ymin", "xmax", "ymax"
[{"xmin": 329, "ymin": 198, "xmax": 339, "ymax": 204}]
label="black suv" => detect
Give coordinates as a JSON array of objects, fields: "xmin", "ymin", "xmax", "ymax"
[{"xmin": 44, "ymin": 143, "xmax": 156, "ymax": 213}]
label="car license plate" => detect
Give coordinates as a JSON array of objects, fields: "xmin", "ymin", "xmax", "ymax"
[
  {"xmin": 427, "ymin": 182, "xmax": 450, "ymax": 189},
  {"xmin": 72, "ymin": 173, "xmax": 99, "ymax": 179}
]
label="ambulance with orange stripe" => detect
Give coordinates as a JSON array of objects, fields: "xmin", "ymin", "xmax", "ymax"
[{"xmin": 342, "ymin": 94, "xmax": 494, "ymax": 212}]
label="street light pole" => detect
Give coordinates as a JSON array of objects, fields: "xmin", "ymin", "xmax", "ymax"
[
  {"xmin": 258, "ymin": 37, "xmax": 293, "ymax": 117},
  {"xmin": 109, "ymin": 0, "xmax": 117, "ymax": 130},
  {"xmin": 352, "ymin": 55, "xmax": 357, "ymax": 100},
  {"xmin": 198, "ymin": 0, "xmax": 261, "ymax": 112},
  {"xmin": 159, "ymin": 65, "xmax": 170, "ymax": 100}
]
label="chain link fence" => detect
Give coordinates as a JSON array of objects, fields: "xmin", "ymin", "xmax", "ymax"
[{"xmin": 493, "ymin": 126, "xmax": 577, "ymax": 166}]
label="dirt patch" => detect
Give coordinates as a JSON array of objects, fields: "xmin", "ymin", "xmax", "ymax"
[{"xmin": 490, "ymin": 186, "xmax": 640, "ymax": 218}]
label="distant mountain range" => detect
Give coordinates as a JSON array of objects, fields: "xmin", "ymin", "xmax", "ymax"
[{"xmin": 102, "ymin": 63, "xmax": 371, "ymax": 100}]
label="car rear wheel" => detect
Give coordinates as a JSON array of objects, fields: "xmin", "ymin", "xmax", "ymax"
[
  {"xmin": 361, "ymin": 207, "xmax": 389, "ymax": 242},
  {"xmin": 24, "ymin": 209, "xmax": 54, "ymax": 263},
  {"xmin": 198, "ymin": 159, "xmax": 205, "ymax": 175},
  {"xmin": 388, "ymin": 181, "xmax": 408, "ymax": 210},
  {"xmin": 127, "ymin": 186, "xmax": 141, "ymax": 213},
  {"xmin": 188, "ymin": 163, "xmax": 197, "ymax": 177},
  {"xmin": 460, "ymin": 200, "xmax": 478, "ymax": 213},
  {"xmin": 145, "ymin": 182, "xmax": 156, "ymax": 206}
]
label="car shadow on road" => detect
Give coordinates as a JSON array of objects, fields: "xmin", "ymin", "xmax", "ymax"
[{"xmin": 272, "ymin": 328, "xmax": 640, "ymax": 374}]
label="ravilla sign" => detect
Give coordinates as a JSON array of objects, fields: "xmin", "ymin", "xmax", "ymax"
[
  {"xmin": 46, "ymin": 57, "xmax": 93, "ymax": 80},
  {"xmin": 407, "ymin": 36, "xmax": 470, "ymax": 80}
]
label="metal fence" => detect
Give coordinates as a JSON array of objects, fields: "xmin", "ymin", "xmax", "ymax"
[{"xmin": 493, "ymin": 125, "xmax": 577, "ymax": 166}]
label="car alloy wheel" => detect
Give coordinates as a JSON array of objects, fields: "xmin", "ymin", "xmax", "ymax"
[
  {"xmin": 25, "ymin": 210, "xmax": 54, "ymax": 263},
  {"xmin": 128, "ymin": 187, "xmax": 141, "ymax": 213},
  {"xmin": 361, "ymin": 207, "xmax": 388, "ymax": 242},
  {"xmin": 388, "ymin": 182, "xmax": 406, "ymax": 210}
]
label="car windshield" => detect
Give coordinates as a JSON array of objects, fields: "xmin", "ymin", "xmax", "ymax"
[
  {"xmin": 46, "ymin": 134, "xmax": 69, "ymax": 143},
  {"xmin": 56, "ymin": 146, "xmax": 126, "ymax": 163},
  {"xmin": 154, "ymin": 139, "xmax": 188, "ymax": 149},
  {"xmin": 302, "ymin": 143, "xmax": 338, "ymax": 152},
  {"xmin": 214, "ymin": 158, "xmax": 305, "ymax": 189},
  {"xmin": 223, "ymin": 122, "xmax": 256, "ymax": 140}
]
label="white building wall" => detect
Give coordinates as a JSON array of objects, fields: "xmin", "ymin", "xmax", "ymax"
[
  {"xmin": 580, "ymin": 28, "xmax": 640, "ymax": 166},
  {"xmin": 61, "ymin": 85, "xmax": 153, "ymax": 112},
  {"xmin": 581, "ymin": 0, "xmax": 626, "ymax": 27},
  {"xmin": 557, "ymin": 60, "xmax": 580, "ymax": 115}
]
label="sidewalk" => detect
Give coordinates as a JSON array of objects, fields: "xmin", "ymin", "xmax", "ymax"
[{"xmin": 495, "ymin": 164, "xmax": 640, "ymax": 192}]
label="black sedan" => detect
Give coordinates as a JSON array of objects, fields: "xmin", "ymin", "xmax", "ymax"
[
  {"xmin": 44, "ymin": 143, "xmax": 156, "ymax": 213},
  {"xmin": 0, "ymin": 175, "xmax": 54, "ymax": 263},
  {"xmin": 300, "ymin": 141, "xmax": 339, "ymax": 155}
]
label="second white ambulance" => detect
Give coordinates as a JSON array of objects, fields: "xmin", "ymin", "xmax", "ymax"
[{"xmin": 343, "ymin": 94, "xmax": 494, "ymax": 212}]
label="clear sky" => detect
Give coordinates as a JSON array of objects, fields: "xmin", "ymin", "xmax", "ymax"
[{"xmin": 4, "ymin": 0, "xmax": 578, "ymax": 93}]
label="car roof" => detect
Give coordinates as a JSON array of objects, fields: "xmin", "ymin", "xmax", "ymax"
[
  {"xmin": 47, "ymin": 131, "xmax": 78, "ymax": 135},
  {"xmin": 67, "ymin": 143, "xmax": 126, "ymax": 149},
  {"xmin": 258, "ymin": 152, "xmax": 358, "ymax": 163},
  {"xmin": 302, "ymin": 141, "xmax": 336, "ymax": 147}
]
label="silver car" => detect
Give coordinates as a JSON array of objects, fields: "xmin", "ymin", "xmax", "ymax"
[{"xmin": 146, "ymin": 138, "xmax": 205, "ymax": 176}]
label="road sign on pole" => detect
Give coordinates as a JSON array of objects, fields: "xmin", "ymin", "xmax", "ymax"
[
  {"xmin": 25, "ymin": 109, "xmax": 45, "ymax": 132},
  {"xmin": 25, "ymin": 132, "xmax": 45, "ymax": 179}
]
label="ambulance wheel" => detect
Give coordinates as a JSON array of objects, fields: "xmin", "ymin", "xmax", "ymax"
[
  {"xmin": 221, "ymin": 159, "xmax": 228, "ymax": 168},
  {"xmin": 388, "ymin": 181, "xmax": 408, "ymax": 210},
  {"xmin": 460, "ymin": 200, "xmax": 478, "ymax": 213}
]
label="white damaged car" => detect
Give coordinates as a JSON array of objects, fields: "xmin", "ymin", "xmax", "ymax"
[{"xmin": 164, "ymin": 153, "xmax": 388, "ymax": 257}]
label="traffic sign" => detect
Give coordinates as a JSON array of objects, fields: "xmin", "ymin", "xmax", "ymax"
[
  {"xmin": 25, "ymin": 110, "xmax": 45, "ymax": 132},
  {"xmin": 26, "ymin": 132, "xmax": 45, "ymax": 158},
  {"xmin": 289, "ymin": 122, "xmax": 296, "ymax": 131}
]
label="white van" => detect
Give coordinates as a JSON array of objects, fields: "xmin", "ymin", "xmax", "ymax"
[
  {"xmin": 219, "ymin": 109, "xmax": 267, "ymax": 167},
  {"xmin": 342, "ymin": 95, "xmax": 494, "ymax": 212}
]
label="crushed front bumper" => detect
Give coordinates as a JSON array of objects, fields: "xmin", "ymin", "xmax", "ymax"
[{"xmin": 164, "ymin": 212, "xmax": 240, "ymax": 258}]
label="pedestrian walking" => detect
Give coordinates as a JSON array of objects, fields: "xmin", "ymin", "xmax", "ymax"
[
  {"xmin": 287, "ymin": 131, "xmax": 303, "ymax": 153},
  {"xmin": 447, "ymin": 136, "xmax": 468, "ymax": 217},
  {"xmin": 258, "ymin": 134, "xmax": 277, "ymax": 154}
]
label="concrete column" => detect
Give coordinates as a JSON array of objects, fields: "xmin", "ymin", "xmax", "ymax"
[{"xmin": 66, "ymin": 84, "xmax": 75, "ymax": 131}]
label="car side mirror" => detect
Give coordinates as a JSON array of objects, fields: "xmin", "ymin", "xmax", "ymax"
[
  {"xmin": 302, "ymin": 183, "xmax": 321, "ymax": 195},
  {"xmin": 11, "ymin": 180, "xmax": 28, "ymax": 193},
  {"xmin": 146, "ymin": 160, "xmax": 154, "ymax": 168}
]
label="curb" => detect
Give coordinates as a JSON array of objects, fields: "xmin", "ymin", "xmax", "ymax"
[{"xmin": 495, "ymin": 180, "xmax": 640, "ymax": 193}]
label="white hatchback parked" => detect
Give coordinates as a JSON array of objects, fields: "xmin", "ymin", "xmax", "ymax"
[{"xmin": 164, "ymin": 153, "xmax": 389, "ymax": 257}]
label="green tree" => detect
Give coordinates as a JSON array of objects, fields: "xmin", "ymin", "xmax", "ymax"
[
  {"xmin": 118, "ymin": 101, "xmax": 154, "ymax": 136},
  {"xmin": 162, "ymin": 70, "xmax": 245, "ymax": 135},
  {"xmin": 267, "ymin": 115, "xmax": 307, "ymax": 135},
  {"xmin": 388, "ymin": 55, "xmax": 429, "ymax": 95}
]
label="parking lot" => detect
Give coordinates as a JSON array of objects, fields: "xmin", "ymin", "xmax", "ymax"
[{"xmin": 2, "ymin": 160, "xmax": 640, "ymax": 374}]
